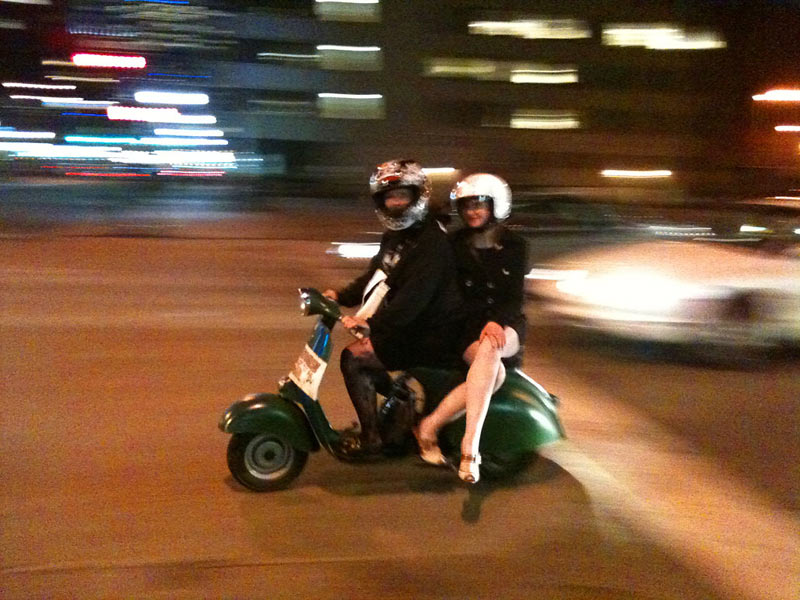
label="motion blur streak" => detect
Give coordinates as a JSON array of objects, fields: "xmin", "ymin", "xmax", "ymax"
[
  {"xmin": 3, "ymin": 82, "xmax": 76, "ymax": 90},
  {"xmin": 64, "ymin": 172, "xmax": 149, "ymax": 177},
  {"xmin": 775, "ymin": 125, "xmax": 800, "ymax": 132},
  {"xmin": 0, "ymin": 131, "xmax": 56, "ymax": 139},
  {"xmin": 153, "ymin": 128, "xmax": 224, "ymax": 137},
  {"xmin": 601, "ymin": 169, "xmax": 673, "ymax": 178},
  {"xmin": 71, "ymin": 53, "xmax": 147, "ymax": 69},
  {"xmin": 134, "ymin": 91, "xmax": 209, "ymax": 105},
  {"xmin": 752, "ymin": 89, "xmax": 800, "ymax": 102}
]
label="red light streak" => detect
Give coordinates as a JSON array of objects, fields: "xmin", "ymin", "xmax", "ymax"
[{"xmin": 65, "ymin": 172, "xmax": 150, "ymax": 177}]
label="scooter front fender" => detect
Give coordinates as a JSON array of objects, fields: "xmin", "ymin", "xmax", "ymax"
[{"xmin": 218, "ymin": 393, "xmax": 319, "ymax": 452}]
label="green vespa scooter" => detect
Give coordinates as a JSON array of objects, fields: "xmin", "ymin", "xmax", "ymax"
[{"xmin": 219, "ymin": 288, "xmax": 565, "ymax": 492}]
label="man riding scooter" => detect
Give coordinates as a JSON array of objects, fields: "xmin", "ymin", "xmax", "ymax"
[{"xmin": 323, "ymin": 159, "xmax": 466, "ymax": 459}]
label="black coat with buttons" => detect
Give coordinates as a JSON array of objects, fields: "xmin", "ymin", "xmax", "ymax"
[{"xmin": 450, "ymin": 225, "xmax": 528, "ymax": 338}]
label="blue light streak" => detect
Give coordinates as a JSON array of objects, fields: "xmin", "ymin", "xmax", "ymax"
[
  {"xmin": 147, "ymin": 73, "xmax": 210, "ymax": 79},
  {"xmin": 124, "ymin": 0, "xmax": 189, "ymax": 5}
]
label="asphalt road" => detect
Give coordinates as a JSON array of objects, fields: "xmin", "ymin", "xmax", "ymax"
[{"xmin": 1, "ymin": 201, "xmax": 798, "ymax": 599}]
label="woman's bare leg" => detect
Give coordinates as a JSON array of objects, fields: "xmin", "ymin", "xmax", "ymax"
[{"xmin": 459, "ymin": 328, "xmax": 519, "ymax": 482}]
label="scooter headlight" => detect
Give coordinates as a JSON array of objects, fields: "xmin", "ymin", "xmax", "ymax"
[{"xmin": 299, "ymin": 289, "xmax": 312, "ymax": 316}]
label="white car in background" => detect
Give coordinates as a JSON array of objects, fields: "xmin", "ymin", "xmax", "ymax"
[{"xmin": 526, "ymin": 239, "xmax": 800, "ymax": 366}]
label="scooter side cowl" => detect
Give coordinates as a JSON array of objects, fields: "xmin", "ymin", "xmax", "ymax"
[{"xmin": 219, "ymin": 393, "xmax": 319, "ymax": 452}]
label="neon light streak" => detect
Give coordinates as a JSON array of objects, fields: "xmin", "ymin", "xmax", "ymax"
[
  {"xmin": 153, "ymin": 128, "xmax": 224, "ymax": 137},
  {"xmin": 0, "ymin": 131, "xmax": 56, "ymax": 139}
]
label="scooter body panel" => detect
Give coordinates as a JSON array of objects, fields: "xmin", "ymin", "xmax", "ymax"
[
  {"xmin": 410, "ymin": 367, "xmax": 565, "ymax": 455},
  {"xmin": 219, "ymin": 393, "xmax": 319, "ymax": 452}
]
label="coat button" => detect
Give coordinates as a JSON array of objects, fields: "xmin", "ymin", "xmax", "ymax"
[
  {"xmin": 465, "ymin": 280, "xmax": 473, "ymax": 287},
  {"xmin": 502, "ymin": 268, "xmax": 510, "ymax": 276},
  {"xmin": 487, "ymin": 297, "xmax": 495, "ymax": 304},
  {"xmin": 487, "ymin": 282, "xmax": 495, "ymax": 289}
]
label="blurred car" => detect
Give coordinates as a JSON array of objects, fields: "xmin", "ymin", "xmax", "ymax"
[
  {"xmin": 506, "ymin": 194, "xmax": 652, "ymax": 262},
  {"xmin": 526, "ymin": 239, "xmax": 800, "ymax": 365}
]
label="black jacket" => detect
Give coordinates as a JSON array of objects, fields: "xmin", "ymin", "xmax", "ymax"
[
  {"xmin": 337, "ymin": 217, "xmax": 465, "ymax": 346},
  {"xmin": 450, "ymin": 226, "xmax": 527, "ymax": 330}
]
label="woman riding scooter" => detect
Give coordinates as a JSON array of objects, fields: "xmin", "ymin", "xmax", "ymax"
[{"xmin": 413, "ymin": 173, "xmax": 527, "ymax": 484}]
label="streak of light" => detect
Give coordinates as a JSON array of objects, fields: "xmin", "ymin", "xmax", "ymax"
[
  {"xmin": 3, "ymin": 82, "xmax": 76, "ymax": 90},
  {"xmin": 776, "ymin": 125, "xmax": 800, "ymax": 132},
  {"xmin": 9, "ymin": 95, "xmax": 85, "ymax": 102},
  {"xmin": 317, "ymin": 93, "xmax": 383, "ymax": 99},
  {"xmin": 65, "ymin": 172, "xmax": 150, "ymax": 177},
  {"xmin": 153, "ymin": 128, "xmax": 224, "ymax": 137},
  {"xmin": 157, "ymin": 170, "xmax": 225, "ymax": 176},
  {"xmin": 107, "ymin": 106, "xmax": 216, "ymax": 124},
  {"xmin": 601, "ymin": 169, "xmax": 673, "ymax": 178},
  {"xmin": 469, "ymin": 19, "xmax": 591, "ymax": 40},
  {"xmin": 134, "ymin": 91, "xmax": 209, "ymax": 105},
  {"xmin": 0, "ymin": 130, "xmax": 56, "ymax": 139},
  {"xmin": 46, "ymin": 75, "xmax": 119, "ymax": 83},
  {"xmin": 41, "ymin": 60, "xmax": 75, "ymax": 67},
  {"xmin": 72, "ymin": 53, "xmax": 147, "ymax": 69},
  {"xmin": 43, "ymin": 100, "xmax": 119, "ymax": 107},
  {"xmin": 0, "ymin": 0, "xmax": 51, "ymax": 5},
  {"xmin": 422, "ymin": 167, "xmax": 456, "ymax": 175},
  {"xmin": 316, "ymin": 44, "xmax": 380, "ymax": 52},
  {"xmin": 753, "ymin": 89, "xmax": 800, "ymax": 102},
  {"xmin": 315, "ymin": 0, "xmax": 378, "ymax": 3}
]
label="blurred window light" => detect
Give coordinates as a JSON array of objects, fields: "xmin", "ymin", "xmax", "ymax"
[
  {"xmin": 46, "ymin": 76, "xmax": 119, "ymax": 83},
  {"xmin": 65, "ymin": 135, "xmax": 139, "ymax": 144},
  {"xmin": 42, "ymin": 100, "xmax": 119, "ymax": 108},
  {"xmin": 317, "ymin": 45, "xmax": 382, "ymax": 71},
  {"xmin": 422, "ymin": 167, "xmax": 456, "ymax": 175},
  {"xmin": 794, "ymin": 228, "xmax": 800, "ymax": 236},
  {"xmin": 740, "ymin": 224, "xmax": 769, "ymax": 233},
  {"xmin": 134, "ymin": 91, "xmax": 210, "ymax": 105},
  {"xmin": 147, "ymin": 73, "xmax": 211, "ymax": 79},
  {"xmin": 510, "ymin": 68, "xmax": 578, "ymax": 84},
  {"xmin": 72, "ymin": 53, "xmax": 147, "ymax": 69},
  {"xmin": 153, "ymin": 128, "xmax": 224, "ymax": 137},
  {"xmin": 0, "ymin": 130, "xmax": 56, "ymax": 139},
  {"xmin": 509, "ymin": 110, "xmax": 580, "ymax": 130},
  {"xmin": 0, "ymin": 19, "xmax": 26, "ymax": 30},
  {"xmin": 424, "ymin": 58, "xmax": 577, "ymax": 84},
  {"xmin": 468, "ymin": 18, "xmax": 591, "ymax": 40},
  {"xmin": 41, "ymin": 60, "xmax": 75, "ymax": 67},
  {"xmin": 107, "ymin": 106, "xmax": 217, "ymax": 124},
  {"xmin": 601, "ymin": 169, "xmax": 673, "ymax": 178},
  {"xmin": 602, "ymin": 24, "xmax": 726, "ymax": 50},
  {"xmin": 753, "ymin": 89, "xmax": 800, "ymax": 102},
  {"xmin": 314, "ymin": 0, "xmax": 380, "ymax": 23},
  {"xmin": 137, "ymin": 137, "xmax": 228, "ymax": 146},
  {"xmin": 3, "ymin": 82, "xmax": 76, "ymax": 90},
  {"xmin": 61, "ymin": 112, "xmax": 107, "ymax": 117},
  {"xmin": 258, "ymin": 52, "xmax": 318, "ymax": 61},
  {"xmin": 0, "ymin": 0, "xmax": 51, "ymax": 4},
  {"xmin": 317, "ymin": 93, "xmax": 384, "ymax": 119},
  {"xmin": 776, "ymin": 125, "xmax": 800, "ymax": 132}
]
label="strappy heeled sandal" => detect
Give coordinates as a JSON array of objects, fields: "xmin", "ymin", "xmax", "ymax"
[
  {"xmin": 412, "ymin": 425, "xmax": 447, "ymax": 466},
  {"xmin": 458, "ymin": 453, "xmax": 481, "ymax": 484}
]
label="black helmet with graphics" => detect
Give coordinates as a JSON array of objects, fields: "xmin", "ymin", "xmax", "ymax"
[{"xmin": 369, "ymin": 159, "xmax": 431, "ymax": 230}]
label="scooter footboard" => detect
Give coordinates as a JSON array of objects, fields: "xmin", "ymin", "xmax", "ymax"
[{"xmin": 218, "ymin": 393, "xmax": 319, "ymax": 452}]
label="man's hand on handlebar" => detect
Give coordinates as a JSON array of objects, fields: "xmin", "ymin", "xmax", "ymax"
[
  {"xmin": 341, "ymin": 315, "xmax": 370, "ymax": 339},
  {"xmin": 322, "ymin": 289, "xmax": 339, "ymax": 302}
]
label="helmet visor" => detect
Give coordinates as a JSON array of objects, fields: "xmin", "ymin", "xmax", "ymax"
[{"xmin": 456, "ymin": 195, "xmax": 492, "ymax": 214}]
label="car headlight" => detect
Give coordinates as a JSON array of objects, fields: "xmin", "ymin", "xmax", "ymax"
[{"xmin": 556, "ymin": 269, "xmax": 690, "ymax": 312}]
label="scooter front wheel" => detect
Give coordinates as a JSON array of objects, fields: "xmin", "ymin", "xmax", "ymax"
[{"xmin": 227, "ymin": 432, "xmax": 308, "ymax": 492}]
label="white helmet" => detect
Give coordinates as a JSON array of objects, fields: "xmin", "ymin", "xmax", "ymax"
[
  {"xmin": 369, "ymin": 159, "xmax": 431, "ymax": 230},
  {"xmin": 450, "ymin": 173, "xmax": 512, "ymax": 222}
]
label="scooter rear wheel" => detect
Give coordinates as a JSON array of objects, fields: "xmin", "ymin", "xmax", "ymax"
[{"xmin": 227, "ymin": 432, "xmax": 308, "ymax": 492}]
